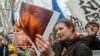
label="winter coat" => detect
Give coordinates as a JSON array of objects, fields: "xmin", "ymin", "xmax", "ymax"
[
  {"xmin": 0, "ymin": 44, "xmax": 8, "ymax": 56},
  {"xmin": 52, "ymin": 37, "xmax": 92, "ymax": 56},
  {"xmin": 84, "ymin": 34, "xmax": 100, "ymax": 50}
]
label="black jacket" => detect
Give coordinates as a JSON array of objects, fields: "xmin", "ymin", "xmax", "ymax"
[
  {"xmin": 0, "ymin": 44, "xmax": 8, "ymax": 56},
  {"xmin": 52, "ymin": 41, "xmax": 63, "ymax": 56},
  {"xmin": 84, "ymin": 35, "xmax": 100, "ymax": 50},
  {"xmin": 52, "ymin": 37, "xmax": 92, "ymax": 56}
]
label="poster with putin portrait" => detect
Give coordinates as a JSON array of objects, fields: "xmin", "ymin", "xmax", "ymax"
[{"xmin": 18, "ymin": 2, "xmax": 60, "ymax": 46}]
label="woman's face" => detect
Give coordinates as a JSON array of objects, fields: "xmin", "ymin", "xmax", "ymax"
[{"xmin": 54, "ymin": 22, "xmax": 73, "ymax": 40}]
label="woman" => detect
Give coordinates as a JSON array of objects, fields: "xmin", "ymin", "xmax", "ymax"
[{"xmin": 36, "ymin": 19, "xmax": 92, "ymax": 56}]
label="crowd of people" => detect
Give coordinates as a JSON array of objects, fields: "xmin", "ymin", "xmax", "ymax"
[
  {"xmin": 36, "ymin": 19, "xmax": 100, "ymax": 56},
  {"xmin": 0, "ymin": 18, "xmax": 100, "ymax": 56},
  {"xmin": 0, "ymin": 31, "xmax": 37, "ymax": 56}
]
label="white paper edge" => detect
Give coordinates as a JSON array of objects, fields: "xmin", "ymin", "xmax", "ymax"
[{"xmin": 43, "ymin": 11, "xmax": 60, "ymax": 39}]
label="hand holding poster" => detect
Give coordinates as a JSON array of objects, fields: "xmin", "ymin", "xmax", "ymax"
[
  {"xmin": 14, "ymin": 2, "xmax": 60, "ymax": 56},
  {"xmin": 18, "ymin": 2, "xmax": 60, "ymax": 46}
]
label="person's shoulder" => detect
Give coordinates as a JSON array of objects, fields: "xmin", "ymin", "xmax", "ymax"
[
  {"xmin": 75, "ymin": 43, "xmax": 92, "ymax": 56},
  {"xmin": 52, "ymin": 40, "xmax": 62, "ymax": 48},
  {"xmin": 84, "ymin": 35, "xmax": 96, "ymax": 41},
  {"xmin": 76, "ymin": 43, "xmax": 91, "ymax": 51},
  {"xmin": 0, "ymin": 44, "xmax": 5, "ymax": 47},
  {"xmin": 77, "ymin": 43, "xmax": 89, "ymax": 48}
]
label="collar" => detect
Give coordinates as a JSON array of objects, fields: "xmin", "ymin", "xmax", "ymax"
[{"xmin": 60, "ymin": 37, "xmax": 82, "ymax": 48}]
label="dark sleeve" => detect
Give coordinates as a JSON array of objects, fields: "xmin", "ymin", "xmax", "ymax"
[
  {"xmin": 6, "ymin": 45, "xmax": 9, "ymax": 56},
  {"xmin": 84, "ymin": 35, "xmax": 100, "ymax": 50},
  {"xmin": 52, "ymin": 41, "xmax": 63, "ymax": 56},
  {"xmin": 89, "ymin": 35, "xmax": 100, "ymax": 50},
  {"xmin": 94, "ymin": 36, "xmax": 100, "ymax": 49},
  {"xmin": 75, "ymin": 44, "xmax": 92, "ymax": 56},
  {"xmin": 83, "ymin": 35, "xmax": 93, "ymax": 46}
]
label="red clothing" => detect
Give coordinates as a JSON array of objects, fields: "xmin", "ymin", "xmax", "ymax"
[{"xmin": 74, "ymin": 33, "xmax": 80, "ymax": 38}]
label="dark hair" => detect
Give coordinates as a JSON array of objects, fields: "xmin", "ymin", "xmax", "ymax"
[
  {"xmin": 54, "ymin": 19, "xmax": 75, "ymax": 33},
  {"xmin": 85, "ymin": 22, "xmax": 99, "ymax": 29}
]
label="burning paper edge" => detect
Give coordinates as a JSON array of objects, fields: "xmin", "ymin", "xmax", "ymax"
[{"xmin": 13, "ymin": 31, "xmax": 40, "ymax": 56}]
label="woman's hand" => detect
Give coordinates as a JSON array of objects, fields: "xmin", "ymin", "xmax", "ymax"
[
  {"xmin": 36, "ymin": 34, "xmax": 54, "ymax": 56},
  {"xmin": 13, "ymin": 47, "xmax": 21, "ymax": 54},
  {"xmin": 29, "ymin": 48, "xmax": 37, "ymax": 56}
]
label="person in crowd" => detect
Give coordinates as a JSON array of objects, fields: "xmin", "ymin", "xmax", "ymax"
[
  {"xmin": 0, "ymin": 35, "xmax": 8, "ymax": 56},
  {"xmin": 36, "ymin": 19, "xmax": 92, "ymax": 56},
  {"xmin": 2, "ymin": 37, "xmax": 8, "ymax": 46},
  {"xmin": 84, "ymin": 22, "xmax": 100, "ymax": 50},
  {"xmin": 6, "ymin": 32, "xmax": 19, "ymax": 56}
]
